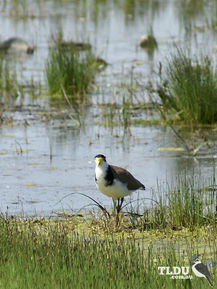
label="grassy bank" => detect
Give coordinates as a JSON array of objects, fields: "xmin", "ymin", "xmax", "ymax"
[{"xmin": 0, "ymin": 217, "xmax": 216, "ymax": 289}]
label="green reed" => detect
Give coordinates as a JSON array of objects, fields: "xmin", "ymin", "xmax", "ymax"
[
  {"xmin": 156, "ymin": 49, "xmax": 217, "ymax": 125},
  {"xmin": 0, "ymin": 57, "xmax": 19, "ymax": 101},
  {"xmin": 45, "ymin": 34, "xmax": 96, "ymax": 101},
  {"xmin": 129, "ymin": 174, "xmax": 216, "ymax": 231}
]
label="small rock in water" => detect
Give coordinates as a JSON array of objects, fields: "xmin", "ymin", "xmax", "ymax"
[
  {"xmin": 0, "ymin": 37, "xmax": 34, "ymax": 54},
  {"xmin": 140, "ymin": 34, "xmax": 158, "ymax": 49}
]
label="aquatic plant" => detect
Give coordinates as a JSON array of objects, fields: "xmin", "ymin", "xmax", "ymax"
[
  {"xmin": 45, "ymin": 34, "xmax": 96, "ymax": 100},
  {"xmin": 0, "ymin": 57, "xmax": 19, "ymax": 101},
  {"xmin": 156, "ymin": 49, "xmax": 217, "ymax": 124},
  {"xmin": 124, "ymin": 173, "xmax": 217, "ymax": 231}
]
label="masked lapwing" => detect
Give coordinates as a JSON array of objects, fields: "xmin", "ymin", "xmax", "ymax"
[{"xmin": 94, "ymin": 154, "xmax": 145, "ymax": 213}]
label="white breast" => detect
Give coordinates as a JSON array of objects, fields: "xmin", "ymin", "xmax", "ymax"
[
  {"xmin": 95, "ymin": 165, "xmax": 106, "ymax": 181},
  {"xmin": 95, "ymin": 165, "xmax": 133, "ymax": 199}
]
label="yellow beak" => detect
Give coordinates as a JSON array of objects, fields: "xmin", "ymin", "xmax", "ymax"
[{"xmin": 95, "ymin": 157, "xmax": 103, "ymax": 166}]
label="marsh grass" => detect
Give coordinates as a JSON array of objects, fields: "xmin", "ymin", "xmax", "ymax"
[
  {"xmin": 100, "ymin": 102, "xmax": 159, "ymax": 128},
  {"xmin": 156, "ymin": 50, "xmax": 217, "ymax": 125},
  {"xmin": 0, "ymin": 216, "xmax": 215, "ymax": 289},
  {"xmin": 0, "ymin": 57, "xmax": 19, "ymax": 102},
  {"xmin": 0, "ymin": 176, "xmax": 215, "ymax": 288},
  {"xmin": 100, "ymin": 101, "xmax": 132, "ymax": 129},
  {"xmin": 46, "ymin": 34, "xmax": 96, "ymax": 101},
  {"xmin": 126, "ymin": 175, "xmax": 217, "ymax": 231},
  {"xmin": 158, "ymin": 175, "xmax": 216, "ymax": 228},
  {"xmin": 100, "ymin": 70, "xmax": 141, "ymax": 128},
  {"xmin": 57, "ymin": 174, "xmax": 216, "ymax": 233}
]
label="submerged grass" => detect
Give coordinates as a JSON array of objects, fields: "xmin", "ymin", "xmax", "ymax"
[{"xmin": 156, "ymin": 49, "xmax": 217, "ymax": 125}]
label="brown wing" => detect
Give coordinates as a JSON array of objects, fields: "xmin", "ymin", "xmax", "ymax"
[{"xmin": 110, "ymin": 165, "xmax": 145, "ymax": 191}]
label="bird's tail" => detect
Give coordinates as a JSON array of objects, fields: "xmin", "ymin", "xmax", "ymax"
[{"xmin": 206, "ymin": 276, "xmax": 213, "ymax": 287}]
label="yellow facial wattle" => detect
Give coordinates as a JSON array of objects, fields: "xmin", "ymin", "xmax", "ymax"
[{"xmin": 95, "ymin": 157, "xmax": 103, "ymax": 166}]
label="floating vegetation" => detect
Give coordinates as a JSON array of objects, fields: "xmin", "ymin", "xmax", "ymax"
[{"xmin": 155, "ymin": 49, "xmax": 217, "ymax": 125}]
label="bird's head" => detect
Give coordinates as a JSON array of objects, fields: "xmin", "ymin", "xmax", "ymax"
[
  {"xmin": 94, "ymin": 154, "xmax": 106, "ymax": 167},
  {"xmin": 190, "ymin": 256, "xmax": 200, "ymax": 265}
]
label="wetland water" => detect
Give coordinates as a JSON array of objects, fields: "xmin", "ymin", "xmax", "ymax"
[{"xmin": 0, "ymin": 0, "xmax": 217, "ymax": 216}]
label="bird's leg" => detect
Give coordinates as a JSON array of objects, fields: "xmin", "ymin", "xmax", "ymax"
[
  {"xmin": 120, "ymin": 197, "xmax": 124, "ymax": 209},
  {"xmin": 115, "ymin": 198, "xmax": 124, "ymax": 226},
  {"xmin": 112, "ymin": 198, "xmax": 117, "ymax": 213},
  {"xmin": 117, "ymin": 198, "xmax": 120, "ymax": 214},
  {"xmin": 117, "ymin": 198, "xmax": 124, "ymax": 214}
]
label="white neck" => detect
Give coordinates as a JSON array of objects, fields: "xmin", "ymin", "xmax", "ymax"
[
  {"xmin": 194, "ymin": 260, "xmax": 201, "ymax": 266},
  {"xmin": 95, "ymin": 161, "xmax": 109, "ymax": 179}
]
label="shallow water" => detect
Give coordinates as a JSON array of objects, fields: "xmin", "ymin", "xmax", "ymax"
[
  {"xmin": 1, "ymin": 107, "xmax": 216, "ymax": 216},
  {"xmin": 0, "ymin": 0, "xmax": 217, "ymax": 216}
]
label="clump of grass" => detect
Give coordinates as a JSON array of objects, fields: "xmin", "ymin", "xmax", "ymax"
[
  {"xmin": 130, "ymin": 174, "xmax": 217, "ymax": 231},
  {"xmin": 0, "ymin": 57, "xmax": 19, "ymax": 101},
  {"xmin": 45, "ymin": 34, "xmax": 96, "ymax": 100},
  {"xmin": 156, "ymin": 49, "xmax": 217, "ymax": 125}
]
